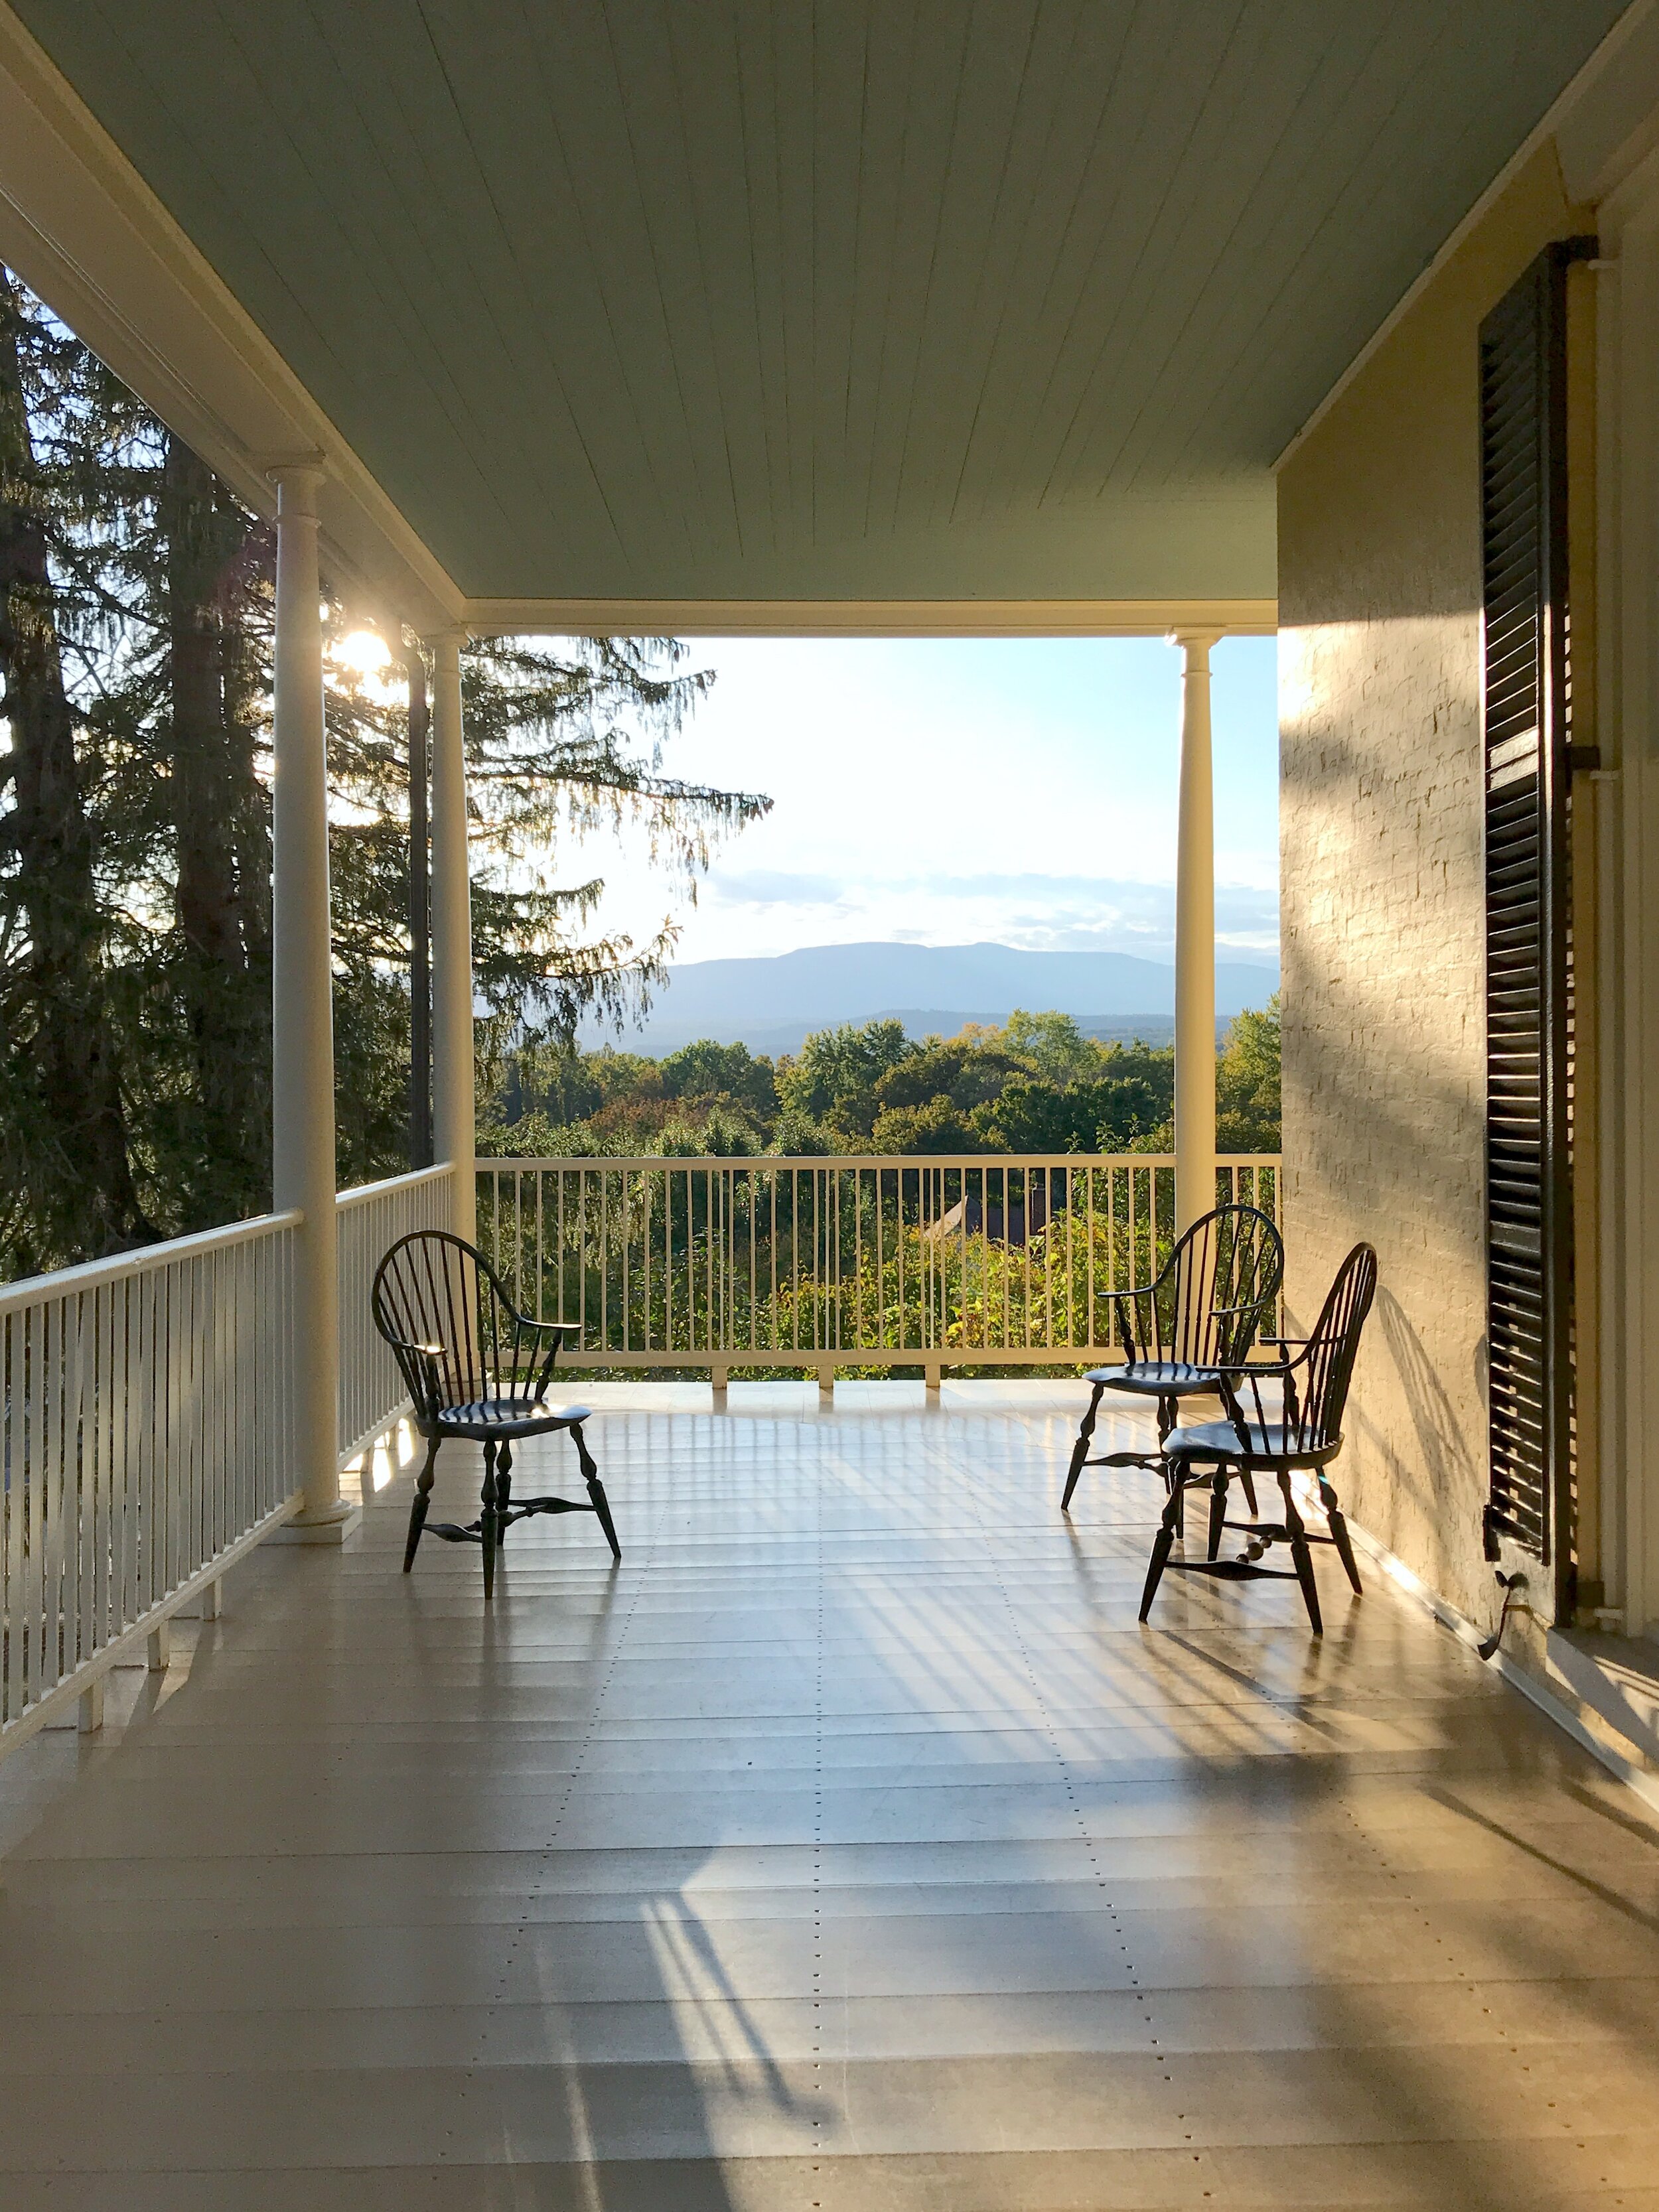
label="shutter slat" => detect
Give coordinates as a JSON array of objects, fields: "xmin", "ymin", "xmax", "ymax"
[{"xmin": 1479, "ymin": 240, "xmax": 1585, "ymax": 1607}]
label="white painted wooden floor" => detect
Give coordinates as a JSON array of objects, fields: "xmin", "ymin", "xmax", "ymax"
[{"xmin": 3, "ymin": 1380, "xmax": 1659, "ymax": 2209}]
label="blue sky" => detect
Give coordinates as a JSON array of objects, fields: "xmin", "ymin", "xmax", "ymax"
[{"xmin": 565, "ymin": 636, "xmax": 1279, "ymax": 971}]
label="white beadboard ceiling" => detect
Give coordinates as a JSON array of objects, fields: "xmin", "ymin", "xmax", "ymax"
[{"xmin": 7, "ymin": 1, "xmax": 1628, "ymax": 604}]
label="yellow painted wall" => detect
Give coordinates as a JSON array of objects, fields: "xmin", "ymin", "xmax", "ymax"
[{"xmin": 1277, "ymin": 147, "xmax": 1591, "ymax": 1650}]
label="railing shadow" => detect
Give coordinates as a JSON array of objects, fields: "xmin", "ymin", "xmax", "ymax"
[
  {"xmin": 456, "ymin": 1432, "xmax": 828, "ymax": 2200},
  {"xmin": 1054, "ymin": 1393, "xmax": 1659, "ymax": 2206}
]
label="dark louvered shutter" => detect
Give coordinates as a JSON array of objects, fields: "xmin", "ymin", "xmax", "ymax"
[{"xmin": 1479, "ymin": 240, "xmax": 1592, "ymax": 1613}]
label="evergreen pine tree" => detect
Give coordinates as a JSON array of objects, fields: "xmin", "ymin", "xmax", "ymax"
[{"xmin": 0, "ymin": 265, "xmax": 766, "ymax": 1273}]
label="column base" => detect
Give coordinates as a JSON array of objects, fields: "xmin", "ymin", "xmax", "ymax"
[{"xmin": 273, "ymin": 1502, "xmax": 364, "ymax": 1545}]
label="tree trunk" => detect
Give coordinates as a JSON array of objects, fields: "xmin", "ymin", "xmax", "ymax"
[
  {"xmin": 165, "ymin": 437, "xmax": 243, "ymax": 966},
  {"xmin": 159, "ymin": 436, "xmax": 273, "ymax": 1224},
  {"xmin": 0, "ymin": 271, "xmax": 152, "ymax": 1263}
]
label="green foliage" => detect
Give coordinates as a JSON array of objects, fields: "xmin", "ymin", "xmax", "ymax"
[
  {"xmin": 489, "ymin": 1001, "xmax": 1280, "ymax": 1162},
  {"xmin": 770, "ymin": 1104, "xmax": 830, "ymax": 1156},
  {"xmin": 975, "ymin": 1046, "xmax": 1174, "ymax": 1152},
  {"xmin": 0, "ymin": 265, "xmax": 764, "ymax": 1273},
  {"xmin": 873, "ymin": 1041, "xmax": 1020, "ymax": 1117},
  {"xmin": 776, "ymin": 1018, "xmax": 911, "ymax": 1142},
  {"xmin": 981, "ymin": 1009, "xmax": 1102, "ymax": 1087},
  {"xmin": 974, "ymin": 1077, "xmax": 1106, "ymax": 1154},
  {"xmin": 659, "ymin": 1038, "xmax": 778, "ymax": 1116},
  {"xmin": 1216, "ymin": 997, "xmax": 1282, "ymax": 1152},
  {"xmin": 870, "ymin": 1095, "xmax": 978, "ymax": 1154},
  {"xmin": 1126, "ymin": 995, "xmax": 1282, "ymax": 1154}
]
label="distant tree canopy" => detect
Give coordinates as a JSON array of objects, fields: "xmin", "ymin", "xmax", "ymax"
[{"xmin": 486, "ymin": 1000, "xmax": 1281, "ymax": 1159}]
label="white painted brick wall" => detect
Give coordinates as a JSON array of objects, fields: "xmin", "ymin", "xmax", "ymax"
[
  {"xmin": 1277, "ymin": 147, "xmax": 1587, "ymax": 1673},
  {"xmin": 1280, "ymin": 608, "xmax": 1494, "ymax": 1627}
]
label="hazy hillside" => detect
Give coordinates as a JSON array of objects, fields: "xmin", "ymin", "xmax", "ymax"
[
  {"xmin": 626, "ymin": 1010, "xmax": 1206, "ymax": 1059},
  {"xmin": 581, "ymin": 941, "xmax": 1277, "ymax": 1056}
]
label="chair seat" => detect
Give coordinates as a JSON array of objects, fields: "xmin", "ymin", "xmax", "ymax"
[
  {"xmin": 1088, "ymin": 1361, "xmax": 1221, "ymax": 1395},
  {"xmin": 1165, "ymin": 1418, "xmax": 1333, "ymax": 1465},
  {"xmin": 435, "ymin": 1398, "xmax": 592, "ymax": 1441}
]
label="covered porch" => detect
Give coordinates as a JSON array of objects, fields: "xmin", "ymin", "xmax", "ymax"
[
  {"xmin": 3, "ymin": 1381, "xmax": 1655, "ymax": 2205},
  {"xmin": 5, "ymin": 3, "xmax": 1659, "ymax": 2201}
]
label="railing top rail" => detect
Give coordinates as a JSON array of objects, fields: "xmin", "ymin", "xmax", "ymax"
[
  {"xmin": 481, "ymin": 1154, "xmax": 1279, "ymax": 1173},
  {"xmin": 336, "ymin": 1161, "xmax": 457, "ymax": 1213},
  {"xmin": 0, "ymin": 1207, "xmax": 302, "ymax": 1318}
]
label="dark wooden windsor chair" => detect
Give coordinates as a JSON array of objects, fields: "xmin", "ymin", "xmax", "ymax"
[
  {"xmin": 372, "ymin": 1229, "xmax": 620, "ymax": 1600},
  {"xmin": 1137, "ymin": 1241, "xmax": 1378, "ymax": 1634},
  {"xmin": 1062, "ymin": 1204, "xmax": 1285, "ymax": 1519}
]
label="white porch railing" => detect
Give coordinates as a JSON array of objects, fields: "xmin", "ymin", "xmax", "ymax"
[
  {"xmin": 0, "ymin": 1153, "xmax": 1276, "ymax": 1750},
  {"xmin": 0, "ymin": 1163, "xmax": 457, "ymax": 1755},
  {"xmin": 478, "ymin": 1155, "xmax": 1281, "ymax": 1374},
  {"xmin": 336, "ymin": 1162, "xmax": 456, "ymax": 1461},
  {"xmin": 0, "ymin": 1211, "xmax": 301, "ymax": 1746}
]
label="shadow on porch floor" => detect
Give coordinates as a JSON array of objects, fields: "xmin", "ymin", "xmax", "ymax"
[{"xmin": 1, "ymin": 1383, "xmax": 1657, "ymax": 2207}]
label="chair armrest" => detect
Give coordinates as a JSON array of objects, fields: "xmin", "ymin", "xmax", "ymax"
[
  {"xmin": 380, "ymin": 1334, "xmax": 445, "ymax": 1361},
  {"xmin": 508, "ymin": 1315, "xmax": 583, "ymax": 1400},
  {"xmin": 1204, "ymin": 1351, "xmax": 1303, "ymax": 1382},
  {"xmin": 376, "ymin": 1336, "xmax": 447, "ymax": 1402}
]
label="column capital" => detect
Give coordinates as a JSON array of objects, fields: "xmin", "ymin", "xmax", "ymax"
[
  {"xmin": 265, "ymin": 453, "xmax": 326, "ymax": 499},
  {"xmin": 423, "ymin": 624, "xmax": 471, "ymax": 654},
  {"xmin": 1167, "ymin": 626, "xmax": 1223, "ymax": 656}
]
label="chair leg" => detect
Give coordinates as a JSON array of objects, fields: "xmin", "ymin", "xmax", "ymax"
[
  {"xmin": 1207, "ymin": 1469, "xmax": 1229, "ymax": 1560},
  {"xmin": 403, "ymin": 1436, "xmax": 440, "ymax": 1572},
  {"xmin": 1239, "ymin": 1468, "xmax": 1259, "ymax": 1517},
  {"xmin": 573, "ymin": 1422, "xmax": 621, "ymax": 1561},
  {"xmin": 1062, "ymin": 1383, "xmax": 1104, "ymax": 1511},
  {"xmin": 1150, "ymin": 1392, "xmax": 1186, "ymax": 1531},
  {"xmin": 1139, "ymin": 1494, "xmax": 1181, "ymax": 1622},
  {"xmin": 1321, "ymin": 1478, "xmax": 1364, "ymax": 1594},
  {"xmin": 480, "ymin": 1441, "xmax": 500, "ymax": 1601},
  {"xmin": 496, "ymin": 1442, "xmax": 513, "ymax": 1551},
  {"xmin": 1280, "ymin": 1468, "xmax": 1323, "ymax": 1634}
]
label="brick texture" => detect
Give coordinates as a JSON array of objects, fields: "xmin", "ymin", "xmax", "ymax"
[{"xmin": 1277, "ymin": 148, "xmax": 1584, "ymax": 1646}]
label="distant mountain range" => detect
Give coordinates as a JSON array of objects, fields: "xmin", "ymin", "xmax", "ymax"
[{"xmin": 580, "ymin": 941, "xmax": 1278, "ymax": 1058}]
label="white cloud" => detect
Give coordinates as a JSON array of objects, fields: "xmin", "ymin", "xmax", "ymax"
[
  {"xmin": 694, "ymin": 868, "xmax": 1277, "ymax": 961},
  {"xmin": 545, "ymin": 636, "xmax": 1281, "ymax": 967}
]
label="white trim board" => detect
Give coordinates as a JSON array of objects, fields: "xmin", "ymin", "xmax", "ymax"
[
  {"xmin": 1275, "ymin": 0, "xmax": 1659, "ymax": 473},
  {"xmin": 1327, "ymin": 1493, "xmax": 1659, "ymax": 1823},
  {"xmin": 465, "ymin": 596, "xmax": 1278, "ymax": 640}
]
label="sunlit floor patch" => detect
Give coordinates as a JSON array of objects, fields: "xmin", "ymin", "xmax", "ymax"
[{"xmin": 0, "ymin": 1382, "xmax": 1655, "ymax": 2208}]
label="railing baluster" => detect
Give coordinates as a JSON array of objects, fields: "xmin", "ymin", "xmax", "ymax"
[
  {"xmin": 443, "ymin": 1152, "xmax": 1276, "ymax": 1383},
  {"xmin": 0, "ymin": 1208, "xmax": 314, "ymax": 1752}
]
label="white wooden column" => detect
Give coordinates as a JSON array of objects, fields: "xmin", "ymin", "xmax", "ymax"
[
  {"xmin": 269, "ymin": 464, "xmax": 354, "ymax": 1536},
  {"xmin": 1601, "ymin": 169, "xmax": 1659, "ymax": 1634},
  {"xmin": 1173, "ymin": 630, "xmax": 1220, "ymax": 1239},
  {"xmin": 429, "ymin": 631, "xmax": 476, "ymax": 1246}
]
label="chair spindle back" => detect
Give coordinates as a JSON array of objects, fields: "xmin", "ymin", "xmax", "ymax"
[
  {"xmin": 1225, "ymin": 1242, "xmax": 1378, "ymax": 1453},
  {"xmin": 372, "ymin": 1231, "xmax": 555, "ymax": 1422},
  {"xmin": 1117, "ymin": 1204, "xmax": 1284, "ymax": 1370}
]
